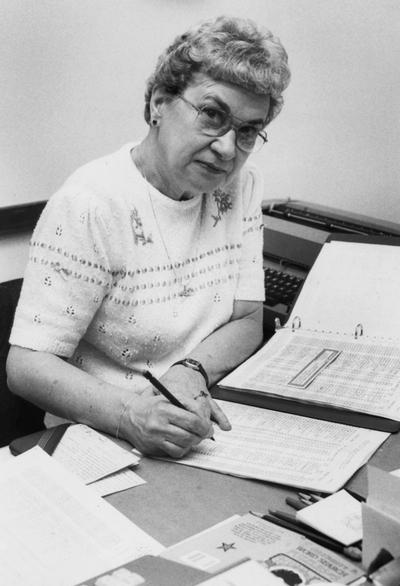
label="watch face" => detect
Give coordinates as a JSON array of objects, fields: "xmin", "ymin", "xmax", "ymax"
[
  {"xmin": 185, "ymin": 359, "xmax": 200, "ymax": 369},
  {"xmin": 175, "ymin": 358, "xmax": 209, "ymax": 387}
]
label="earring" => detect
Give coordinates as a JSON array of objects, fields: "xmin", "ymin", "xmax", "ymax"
[{"xmin": 152, "ymin": 119, "xmax": 158, "ymax": 127}]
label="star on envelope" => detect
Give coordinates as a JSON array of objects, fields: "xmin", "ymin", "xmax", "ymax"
[{"xmin": 217, "ymin": 542, "xmax": 236, "ymax": 552}]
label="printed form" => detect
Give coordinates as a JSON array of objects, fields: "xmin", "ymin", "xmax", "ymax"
[
  {"xmin": 224, "ymin": 328, "xmax": 400, "ymax": 420},
  {"xmin": 168, "ymin": 401, "xmax": 389, "ymax": 493},
  {"xmin": 52, "ymin": 424, "xmax": 145, "ymax": 496}
]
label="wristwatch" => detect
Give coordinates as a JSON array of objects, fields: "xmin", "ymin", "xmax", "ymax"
[{"xmin": 172, "ymin": 358, "xmax": 209, "ymax": 388}]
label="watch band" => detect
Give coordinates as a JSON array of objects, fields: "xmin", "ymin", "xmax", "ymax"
[{"xmin": 172, "ymin": 358, "xmax": 209, "ymax": 388}]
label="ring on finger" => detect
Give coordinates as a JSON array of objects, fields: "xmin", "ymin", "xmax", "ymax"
[{"xmin": 193, "ymin": 390, "xmax": 209, "ymax": 400}]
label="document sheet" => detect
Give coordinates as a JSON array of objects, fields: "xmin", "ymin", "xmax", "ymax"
[
  {"xmin": 162, "ymin": 512, "xmax": 364, "ymax": 584},
  {"xmin": 286, "ymin": 240, "xmax": 400, "ymax": 339},
  {"xmin": 89, "ymin": 466, "xmax": 146, "ymax": 497},
  {"xmin": 221, "ymin": 328, "xmax": 400, "ymax": 420},
  {"xmin": 296, "ymin": 490, "xmax": 362, "ymax": 546},
  {"xmin": 167, "ymin": 401, "xmax": 389, "ymax": 493},
  {"xmin": 0, "ymin": 447, "xmax": 163, "ymax": 586},
  {"xmin": 52, "ymin": 423, "xmax": 140, "ymax": 483}
]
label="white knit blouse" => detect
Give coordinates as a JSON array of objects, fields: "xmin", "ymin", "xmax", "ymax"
[{"xmin": 10, "ymin": 143, "xmax": 265, "ymax": 392}]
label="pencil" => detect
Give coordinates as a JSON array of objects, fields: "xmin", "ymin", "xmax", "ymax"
[
  {"xmin": 143, "ymin": 369, "xmax": 186, "ymax": 408},
  {"xmin": 250, "ymin": 511, "xmax": 362, "ymax": 562},
  {"xmin": 142, "ymin": 370, "xmax": 215, "ymax": 440}
]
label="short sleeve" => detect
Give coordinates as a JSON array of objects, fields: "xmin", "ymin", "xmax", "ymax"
[
  {"xmin": 234, "ymin": 164, "xmax": 265, "ymax": 302},
  {"xmin": 10, "ymin": 185, "xmax": 114, "ymax": 356}
]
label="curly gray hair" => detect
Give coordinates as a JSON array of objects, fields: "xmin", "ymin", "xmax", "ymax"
[{"xmin": 144, "ymin": 15, "xmax": 290, "ymax": 125}]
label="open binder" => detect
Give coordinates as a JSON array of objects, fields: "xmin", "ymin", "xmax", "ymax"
[{"xmin": 215, "ymin": 237, "xmax": 400, "ymax": 432}]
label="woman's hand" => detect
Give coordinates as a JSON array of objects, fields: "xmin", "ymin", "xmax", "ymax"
[
  {"xmin": 118, "ymin": 386, "xmax": 215, "ymax": 458},
  {"xmin": 159, "ymin": 365, "xmax": 231, "ymax": 433}
]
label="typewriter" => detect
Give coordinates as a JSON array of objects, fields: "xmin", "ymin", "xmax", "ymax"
[{"xmin": 262, "ymin": 198, "xmax": 400, "ymax": 336}]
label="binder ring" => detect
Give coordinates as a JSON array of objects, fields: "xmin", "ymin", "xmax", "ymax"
[
  {"xmin": 354, "ymin": 323, "xmax": 363, "ymax": 339},
  {"xmin": 291, "ymin": 316, "xmax": 301, "ymax": 331}
]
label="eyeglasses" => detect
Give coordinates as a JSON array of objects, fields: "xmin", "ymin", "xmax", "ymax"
[{"xmin": 178, "ymin": 96, "xmax": 268, "ymax": 153}]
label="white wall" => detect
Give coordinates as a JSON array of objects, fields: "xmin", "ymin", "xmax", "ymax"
[{"xmin": 1, "ymin": 0, "xmax": 399, "ymax": 280}]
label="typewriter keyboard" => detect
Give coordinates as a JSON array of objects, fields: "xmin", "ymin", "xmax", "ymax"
[{"xmin": 264, "ymin": 267, "xmax": 305, "ymax": 309}]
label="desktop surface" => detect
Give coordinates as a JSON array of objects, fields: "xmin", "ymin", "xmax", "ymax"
[
  {"xmin": 107, "ymin": 430, "xmax": 400, "ymax": 549},
  {"xmin": 107, "ymin": 454, "xmax": 293, "ymax": 547}
]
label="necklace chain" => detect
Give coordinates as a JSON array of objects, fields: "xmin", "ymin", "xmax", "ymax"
[
  {"xmin": 131, "ymin": 145, "xmax": 200, "ymax": 299},
  {"xmin": 148, "ymin": 186, "xmax": 200, "ymax": 298}
]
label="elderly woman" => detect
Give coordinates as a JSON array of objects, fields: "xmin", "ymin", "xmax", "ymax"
[{"xmin": 7, "ymin": 16, "xmax": 290, "ymax": 457}]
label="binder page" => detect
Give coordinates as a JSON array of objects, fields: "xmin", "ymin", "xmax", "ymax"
[
  {"xmin": 165, "ymin": 401, "xmax": 388, "ymax": 493},
  {"xmin": 288, "ymin": 240, "xmax": 400, "ymax": 339},
  {"xmin": 220, "ymin": 328, "xmax": 400, "ymax": 420},
  {"xmin": 0, "ymin": 447, "xmax": 163, "ymax": 586}
]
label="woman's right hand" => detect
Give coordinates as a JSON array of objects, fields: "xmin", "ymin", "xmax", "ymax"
[{"xmin": 118, "ymin": 387, "xmax": 214, "ymax": 458}]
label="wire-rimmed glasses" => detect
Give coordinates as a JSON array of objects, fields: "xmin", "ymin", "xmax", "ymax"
[{"xmin": 178, "ymin": 96, "xmax": 268, "ymax": 153}]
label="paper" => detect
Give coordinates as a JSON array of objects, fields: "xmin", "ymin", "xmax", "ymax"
[
  {"xmin": 286, "ymin": 240, "xmax": 400, "ymax": 340},
  {"xmin": 0, "ymin": 446, "xmax": 13, "ymax": 464},
  {"xmin": 219, "ymin": 240, "xmax": 400, "ymax": 425},
  {"xmin": 52, "ymin": 424, "xmax": 140, "ymax": 483},
  {"xmin": 161, "ymin": 512, "xmax": 364, "ymax": 584},
  {"xmin": 0, "ymin": 447, "xmax": 163, "ymax": 586},
  {"xmin": 220, "ymin": 328, "xmax": 400, "ymax": 421},
  {"xmin": 165, "ymin": 400, "xmax": 388, "ymax": 493},
  {"xmin": 196, "ymin": 560, "xmax": 284, "ymax": 585},
  {"xmin": 89, "ymin": 466, "xmax": 146, "ymax": 497},
  {"xmin": 296, "ymin": 490, "xmax": 362, "ymax": 546}
]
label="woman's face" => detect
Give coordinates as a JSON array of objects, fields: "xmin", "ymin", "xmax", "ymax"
[{"xmin": 151, "ymin": 73, "xmax": 270, "ymax": 199}]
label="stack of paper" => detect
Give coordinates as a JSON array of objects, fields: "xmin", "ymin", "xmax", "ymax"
[
  {"xmin": 0, "ymin": 447, "xmax": 163, "ymax": 586},
  {"xmin": 52, "ymin": 424, "xmax": 145, "ymax": 496}
]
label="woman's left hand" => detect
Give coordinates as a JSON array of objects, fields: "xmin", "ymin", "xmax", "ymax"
[{"xmin": 159, "ymin": 365, "xmax": 231, "ymax": 433}]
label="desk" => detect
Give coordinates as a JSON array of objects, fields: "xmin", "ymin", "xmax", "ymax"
[
  {"xmin": 1, "ymin": 426, "xmax": 400, "ymax": 550},
  {"xmin": 107, "ymin": 429, "xmax": 400, "ymax": 548},
  {"xmin": 108, "ymin": 456, "xmax": 296, "ymax": 547}
]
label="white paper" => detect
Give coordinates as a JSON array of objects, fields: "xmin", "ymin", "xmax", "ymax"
[
  {"xmin": 296, "ymin": 490, "xmax": 362, "ymax": 546},
  {"xmin": 89, "ymin": 467, "xmax": 146, "ymax": 497},
  {"xmin": 196, "ymin": 560, "xmax": 285, "ymax": 585},
  {"xmin": 0, "ymin": 447, "xmax": 163, "ymax": 586},
  {"xmin": 162, "ymin": 512, "xmax": 364, "ymax": 584},
  {"xmin": 166, "ymin": 401, "xmax": 389, "ymax": 493},
  {"xmin": 52, "ymin": 424, "xmax": 140, "ymax": 483},
  {"xmin": 0, "ymin": 446, "xmax": 13, "ymax": 465},
  {"xmin": 221, "ymin": 328, "xmax": 400, "ymax": 421},
  {"xmin": 287, "ymin": 240, "xmax": 400, "ymax": 339},
  {"xmin": 221, "ymin": 240, "xmax": 400, "ymax": 423}
]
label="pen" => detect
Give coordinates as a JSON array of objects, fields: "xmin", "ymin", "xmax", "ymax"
[
  {"xmin": 142, "ymin": 369, "xmax": 215, "ymax": 440},
  {"xmin": 250, "ymin": 511, "xmax": 362, "ymax": 562},
  {"xmin": 298, "ymin": 491, "xmax": 323, "ymax": 503},
  {"xmin": 269, "ymin": 508, "xmax": 363, "ymax": 561},
  {"xmin": 298, "ymin": 492, "xmax": 315, "ymax": 504},
  {"xmin": 286, "ymin": 496, "xmax": 309, "ymax": 510}
]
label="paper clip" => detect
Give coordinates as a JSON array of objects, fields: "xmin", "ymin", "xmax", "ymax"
[
  {"xmin": 354, "ymin": 323, "xmax": 363, "ymax": 339},
  {"xmin": 292, "ymin": 316, "xmax": 301, "ymax": 331}
]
